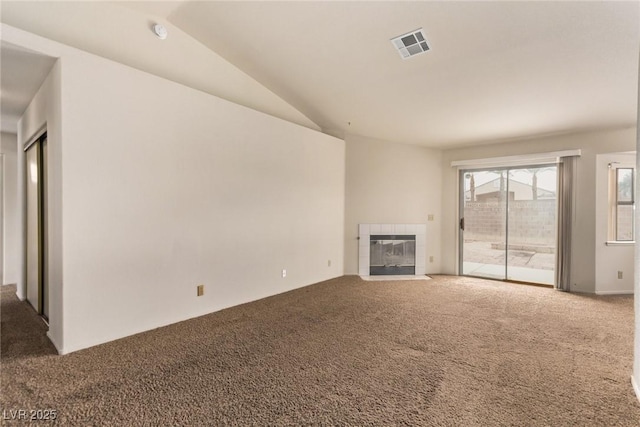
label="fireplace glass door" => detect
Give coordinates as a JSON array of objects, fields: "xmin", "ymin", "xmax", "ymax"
[{"xmin": 370, "ymin": 235, "xmax": 416, "ymax": 275}]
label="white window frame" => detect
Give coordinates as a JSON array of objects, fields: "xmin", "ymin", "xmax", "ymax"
[{"xmin": 607, "ymin": 163, "xmax": 635, "ymax": 245}]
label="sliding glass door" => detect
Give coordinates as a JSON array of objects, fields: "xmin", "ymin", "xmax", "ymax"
[
  {"xmin": 460, "ymin": 169, "xmax": 508, "ymax": 280},
  {"xmin": 460, "ymin": 166, "xmax": 557, "ymax": 285}
]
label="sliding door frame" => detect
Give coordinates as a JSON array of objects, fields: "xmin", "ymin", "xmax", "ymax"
[{"xmin": 458, "ymin": 164, "xmax": 557, "ymax": 286}]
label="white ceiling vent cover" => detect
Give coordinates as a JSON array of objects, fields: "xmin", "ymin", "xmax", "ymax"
[{"xmin": 391, "ymin": 29, "xmax": 430, "ymax": 59}]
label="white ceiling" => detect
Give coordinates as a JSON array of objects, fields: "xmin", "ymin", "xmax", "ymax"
[
  {"xmin": 166, "ymin": 1, "xmax": 640, "ymax": 148},
  {"xmin": 0, "ymin": 42, "xmax": 56, "ymax": 134},
  {"xmin": 1, "ymin": 1, "xmax": 638, "ymax": 148}
]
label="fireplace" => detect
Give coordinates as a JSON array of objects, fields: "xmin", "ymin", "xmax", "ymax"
[
  {"xmin": 369, "ymin": 235, "xmax": 416, "ymax": 275},
  {"xmin": 358, "ymin": 224, "xmax": 426, "ymax": 277}
]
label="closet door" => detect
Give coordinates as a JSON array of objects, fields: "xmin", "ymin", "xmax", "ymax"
[
  {"xmin": 25, "ymin": 133, "xmax": 48, "ymax": 317},
  {"xmin": 25, "ymin": 141, "xmax": 41, "ymax": 312},
  {"xmin": 41, "ymin": 137, "xmax": 48, "ymax": 318}
]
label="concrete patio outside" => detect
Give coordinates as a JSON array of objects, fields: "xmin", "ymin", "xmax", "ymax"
[{"xmin": 462, "ymin": 241, "xmax": 555, "ymax": 285}]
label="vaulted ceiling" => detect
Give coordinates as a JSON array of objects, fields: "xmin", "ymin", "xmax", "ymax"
[
  {"xmin": 165, "ymin": 1, "xmax": 640, "ymax": 148},
  {"xmin": 2, "ymin": 1, "xmax": 639, "ymax": 148}
]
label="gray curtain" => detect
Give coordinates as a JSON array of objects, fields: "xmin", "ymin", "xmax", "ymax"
[{"xmin": 555, "ymin": 156, "xmax": 576, "ymax": 291}]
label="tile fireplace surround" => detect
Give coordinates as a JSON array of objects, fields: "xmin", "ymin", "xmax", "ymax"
[{"xmin": 358, "ymin": 224, "xmax": 426, "ymax": 277}]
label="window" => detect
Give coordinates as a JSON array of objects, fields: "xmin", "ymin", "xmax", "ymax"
[{"xmin": 609, "ymin": 166, "xmax": 635, "ymax": 242}]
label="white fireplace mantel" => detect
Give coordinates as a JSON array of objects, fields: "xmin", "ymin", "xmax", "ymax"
[{"xmin": 358, "ymin": 223, "xmax": 426, "ymax": 277}]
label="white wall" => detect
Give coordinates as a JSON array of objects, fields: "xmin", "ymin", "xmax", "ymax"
[
  {"xmin": 1, "ymin": 132, "xmax": 19, "ymax": 285},
  {"xmin": 1, "ymin": 2, "xmax": 319, "ymax": 131},
  {"xmin": 11, "ymin": 26, "xmax": 345, "ymax": 354},
  {"xmin": 594, "ymin": 152, "xmax": 635, "ymax": 294},
  {"xmin": 18, "ymin": 59, "xmax": 63, "ymax": 348},
  {"xmin": 441, "ymin": 127, "xmax": 637, "ymax": 293},
  {"xmin": 344, "ymin": 135, "xmax": 443, "ymax": 275}
]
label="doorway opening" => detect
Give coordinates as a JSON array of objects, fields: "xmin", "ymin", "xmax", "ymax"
[
  {"xmin": 25, "ymin": 131, "xmax": 48, "ymax": 321},
  {"xmin": 459, "ymin": 165, "xmax": 558, "ymax": 286}
]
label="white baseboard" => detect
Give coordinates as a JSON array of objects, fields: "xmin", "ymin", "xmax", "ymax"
[
  {"xmin": 46, "ymin": 331, "xmax": 65, "ymax": 355},
  {"xmin": 632, "ymin": 375, "xmax": 640, "ymax": 404},
  {"xmin": 595, "ymin": 290, "xmax": 634, "ymax": 295},
  {"xmin": 568, "ymin": 288, "xmax": 595, "ymax": 294}
]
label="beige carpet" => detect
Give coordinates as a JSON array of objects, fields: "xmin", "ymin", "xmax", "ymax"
[{"xmin": 1, "ymin": 275, "xmax": 639, "ymax": 426}]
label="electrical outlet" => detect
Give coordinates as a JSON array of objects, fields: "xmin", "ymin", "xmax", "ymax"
[
  {"xmin": 197, "ymin": 284, "xmax": 204, "ymax": 296},
  {"xmin": 282, "ymin": 269, "xmax": 287, "ymax": 278},
  {"xmin": 429, "ymin": 256, "xmax": 434, "ymax": 263},
  {"xmin": 618, "ymin": 271, "xmax": 623, "ymax": 279},
  {"xmin": 427, "ymin": 214, "xmax": 434, "ymax": 221},
  {"xmin": 328, "ymin": 260, "xmax": 332, "ymax": 267}
]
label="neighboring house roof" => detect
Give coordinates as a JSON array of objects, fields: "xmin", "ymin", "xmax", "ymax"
[{"xmin": 465, "ymin": 178, "xmax": 555, "ymax": 200}]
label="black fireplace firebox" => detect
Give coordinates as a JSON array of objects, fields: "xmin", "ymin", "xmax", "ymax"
[{"xmin": 369, "ymin": 235, "xmax": 416, "ymax": 275}]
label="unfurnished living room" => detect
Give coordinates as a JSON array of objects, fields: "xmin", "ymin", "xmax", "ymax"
[{"xmin": 1, "ymin": 1, "xmax": 639, "ymax": 425}]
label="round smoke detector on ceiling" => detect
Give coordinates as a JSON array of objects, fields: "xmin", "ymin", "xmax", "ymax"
[{"xmin": 153, "ymin": 23, "xmax": 168, "ymax": 40}]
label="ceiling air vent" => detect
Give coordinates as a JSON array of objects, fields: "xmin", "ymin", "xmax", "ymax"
[{"xmin": 390, "ymin": 28, "xmax": 430, "ymax": 59}]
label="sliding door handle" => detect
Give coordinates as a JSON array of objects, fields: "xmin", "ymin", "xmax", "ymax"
[{"xmin": 460, "ymin": 217, "xmax": 465, "ymax": 231}]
